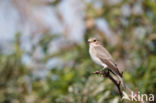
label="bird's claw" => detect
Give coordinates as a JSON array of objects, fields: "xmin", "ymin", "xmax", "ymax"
[{"xmin": 103, "ymin": 69, "xmax": 109, "ymax": 75}]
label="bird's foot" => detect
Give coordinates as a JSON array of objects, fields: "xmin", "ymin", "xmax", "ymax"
[
  {"xmin": 99, "ymin": 68, "xmax": 109, "ymax": 76},
  {"xmin": 92, "ymin": 69, "xmax": 110, "ymax": 77},
  {"xmin": 102, "ymin": 68, "xmax": 108, "ymax": 73}
]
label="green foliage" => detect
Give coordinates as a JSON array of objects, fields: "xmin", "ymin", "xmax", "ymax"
[{"xmin": 0, "ymin": 0, "xmax": 156, "ymax": 103}]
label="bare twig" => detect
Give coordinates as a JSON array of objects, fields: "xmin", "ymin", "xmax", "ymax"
[
  {"xmin": 92, "ymin": 70, "xmax": 123, "ymax": 97},
  {"xmin": 92, "ymin": 70, "xmax": 145, "ymax": 103}
]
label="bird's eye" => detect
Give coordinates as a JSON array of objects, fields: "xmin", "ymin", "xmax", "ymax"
[{"xmin": 94, "ymin": 40, "xmax": 96, "ymax": 42}]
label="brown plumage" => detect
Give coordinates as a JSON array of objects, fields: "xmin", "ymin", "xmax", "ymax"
[
  {"xmin": 94, "ymin": 45, "xmax": 122, "ymax": 77},
  {"xmin": 88, "ymin": 37, "xmax": 125, "ymax": 88}
]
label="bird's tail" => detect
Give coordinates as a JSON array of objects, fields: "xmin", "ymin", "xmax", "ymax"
[
  {"xmin": 108, "ymin": 69, "xmax": 126, "ymax": 89},
  {"xmin": 117, "ymin": 75, "xmax": 126, "ymax": 89}
]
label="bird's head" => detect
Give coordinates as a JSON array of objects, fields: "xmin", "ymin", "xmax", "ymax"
[{"xmin": 88, "ymin": 37, "xmax": 100, "ymax": 45}]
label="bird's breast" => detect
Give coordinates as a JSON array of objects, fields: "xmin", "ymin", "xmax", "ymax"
[{"xmin": 89, "ymin": 46, "xmax": 104, "ymax": 67}]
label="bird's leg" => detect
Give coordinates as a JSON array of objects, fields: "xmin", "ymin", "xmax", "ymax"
[
  {"xmin": 97, "ymin": 67, "xmax": 107, "ymax": 76},
  {"xmin": 104, "ymin": 68, "xmax": 110, "ymax": 76},
  {"xmin": 101, "ymin": 67, "xmax": 109, "ymax": 76}
]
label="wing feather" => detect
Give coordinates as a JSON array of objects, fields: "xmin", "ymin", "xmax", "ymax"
[{"xmin": 95, "ymin": 45, "xmax": 122, "ymax": 77}]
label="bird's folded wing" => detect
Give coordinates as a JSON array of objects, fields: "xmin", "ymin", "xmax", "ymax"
[{"xmin": 95, "ymin": 45, "xmax": 122, "ymax": 77}]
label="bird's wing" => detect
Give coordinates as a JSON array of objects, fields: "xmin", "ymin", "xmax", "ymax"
[{"xmin": 95, "ymin": 45, "xmax": 122, "ymax": 77}]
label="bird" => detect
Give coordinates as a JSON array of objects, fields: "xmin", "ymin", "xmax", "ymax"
[{"xmin": 88, "ymin": 37, "xmax": 126, "ymax": 88}]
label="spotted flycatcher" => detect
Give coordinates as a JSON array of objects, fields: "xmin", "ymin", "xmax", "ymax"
[{"xmin": 88, "ymin": 37, "xmax": 125, "ymax": 88}]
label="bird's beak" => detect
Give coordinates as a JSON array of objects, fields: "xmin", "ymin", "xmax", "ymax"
[{"xmin": 88, "ymin": 41, "xmax": 91, "ymax": 44}]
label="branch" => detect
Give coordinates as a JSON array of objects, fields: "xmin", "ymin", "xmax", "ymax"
[
  {"xmin": 92, "ymin": 70, "xmax": 145, "ymax": 103},
  {"xmin": 92, "ymin": 70, "xmax": 123, "ymax": 97}
]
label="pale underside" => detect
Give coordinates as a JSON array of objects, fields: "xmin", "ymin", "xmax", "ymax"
[{"xmin": 89, "ymin": 43, "xmax": 122, "ymax": 77}]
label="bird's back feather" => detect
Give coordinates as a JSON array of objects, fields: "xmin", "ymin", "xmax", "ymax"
[{"xmin": 94, "ymin": 45, "xmax": 122, "ymax": 77}]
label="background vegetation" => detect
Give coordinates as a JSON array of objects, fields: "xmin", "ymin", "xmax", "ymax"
[{"xmin": 0, "ymin": 0, "xmax": 155, "ymax": 103}]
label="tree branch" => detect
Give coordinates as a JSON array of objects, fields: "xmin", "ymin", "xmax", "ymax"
[
  {"xmin": 92, "ymin": 70, "xmax": 123, "ymax": 97},
  {"xmin": 92, "ymin": 70, "xmax": 145, "ymax": 103}
]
